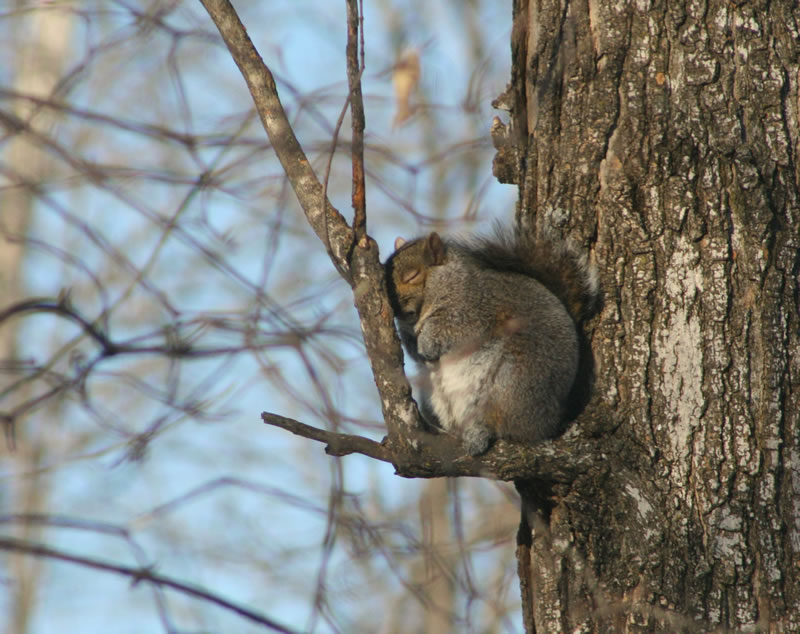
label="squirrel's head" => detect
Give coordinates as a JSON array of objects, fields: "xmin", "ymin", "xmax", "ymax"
[{"xmin": 384, "ymin": 232, "xmax": 446, "ymax": 323}]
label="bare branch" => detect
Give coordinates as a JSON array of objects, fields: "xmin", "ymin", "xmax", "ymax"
[
  {"xmin": 261, "ymin": 409, "xmax": 607, "ymax": 483},
  {"xmin": 0, "ymin": 296, "xmax": 116, "ymax": 351},
  {"xmin": 198, "ymin": 0, "xmax": 353, "ymax": 275},
  {"xmin": 199, "ymin": 0, "xmax": 420, "ymax": 441},
  {"xmin": 0, "ymin": 536, "xmax": 299, "ymax": 634},
  {"xmin": 346, "ymin": 0, "xmax": 366, "ymax": 241},
  {"xmin": 262, "ymin": 411, "xmax": 393, "ymax": 462}
]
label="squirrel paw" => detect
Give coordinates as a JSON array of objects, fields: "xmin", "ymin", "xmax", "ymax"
[{"xmin": 462, "ymin": 424, "xmax": 494, "ymax": 456}]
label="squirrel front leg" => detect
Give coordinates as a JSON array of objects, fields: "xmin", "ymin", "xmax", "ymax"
[
  {"xmin": 417, "ymin": 310, "xmax": 491, "ymax": 364},
  {"xmin": 414, "ymin": 308, "xmax": 455, "ymax": 362},
  {"xmin": 417, "ymin": 311, "xmax": 498, "ymax": 456}
]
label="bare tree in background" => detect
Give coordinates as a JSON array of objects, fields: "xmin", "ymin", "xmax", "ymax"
[
  {"xmin": 1, "ymin": 1, "xmax": 519, "ymax": 633},
  {"xmin": 2, "ymin": 1, "xmax": 799, "ymax": 633},
  {"xmin": 2, "ymin": 6, "xmax": 74, "ymax": 632}
]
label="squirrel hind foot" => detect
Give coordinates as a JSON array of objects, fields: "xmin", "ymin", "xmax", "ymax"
[{"xmin": 462, "ymin": 424, "xmax": 495, "ymax": 456}]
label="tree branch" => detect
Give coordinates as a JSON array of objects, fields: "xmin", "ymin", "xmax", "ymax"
[
  {"xmin": 200, "ymin": 0, "xmax": 420, "ymax": 441},
  {"xmin": 262, "ymin": 409, "xmax": 607, "ymax": 483},
  {"xmin": 0, "ymin": 536, "xmax": 299, "ymax": 634},
  {"xmin": 0, "ymin": 295, "xmax": 272, "ymax": 390},
  {"xmin": 198, "ymin": 0, "xmax": 353, "ymax": 273},
  {"xmin": 345, "ymin": 0, "xmax": 366, "ymax": 242},
  {"xmin": 261, "ymin": 412, "xmax": 393, "ymax": 462}
]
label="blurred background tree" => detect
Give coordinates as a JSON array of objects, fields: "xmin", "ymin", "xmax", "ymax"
[{"xmin": 1, "ymin": 1, "xmax": 519, "ymax": 632}]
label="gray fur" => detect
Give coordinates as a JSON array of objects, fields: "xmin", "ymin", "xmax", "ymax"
[{"xmin": 385, "ymin": 230, "xmax": 597, "ymax": 456}]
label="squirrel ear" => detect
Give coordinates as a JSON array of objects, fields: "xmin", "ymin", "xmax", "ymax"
[
  {"xmin": 394, "ymin": 237, "xmax": 407, "ymax": 250},
  {"xmin": 427, "ymin": 232, "xmax": 446, "ymax": 263}
]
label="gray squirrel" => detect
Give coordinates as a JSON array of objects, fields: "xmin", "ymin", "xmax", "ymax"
[{"xmin": 385, "ymin": 225, "xmax": 599, "ymax": 456}]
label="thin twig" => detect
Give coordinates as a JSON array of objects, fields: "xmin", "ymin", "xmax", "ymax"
[
  {"xmin": 321, "ymin": 74, "xmax": 362, "ymax": 280},
  {"xmin": 346, "ymin": 0, "xmax": 367, "ymax": 242},
  {"xmin": 198, "ymin": 0, "xmax": 352, "ymax": 275},
  {"xmin": 0, "ymin": 536, "xmax": 299, "ymax": 634},
  {"xmin": 261, "ymin": 412, "xmax": 393, "ymax": 462},
  {"xmin": 0, "ymin": 297, "xmax": 270, "ymax": 363}
]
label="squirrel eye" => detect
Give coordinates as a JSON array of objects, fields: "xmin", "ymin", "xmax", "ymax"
[{"xmin": 402, "ymin": 269, "xmax": 421, "ymax": 284}]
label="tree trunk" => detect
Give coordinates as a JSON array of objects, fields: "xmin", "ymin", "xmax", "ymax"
[
  {"xmin": 2, "ymin": 6, "xmax": 74, "ymax": 633},
  {"xmin": 500, "ymin": 0, "xmax": 800, "ymax": 630}
]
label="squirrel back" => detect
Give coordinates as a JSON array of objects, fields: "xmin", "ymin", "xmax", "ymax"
[
  {"xmin": 385, "ymin": 226, "xmax": 599, "ymax": 455},
  {"xmin": 459, "ymin": 225, "xmax": 599, "ymax": 324}
]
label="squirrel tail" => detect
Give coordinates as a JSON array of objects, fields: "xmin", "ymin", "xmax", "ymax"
[{"xmin": 464, "ymin": 224, "xmax": 600, "ymax": 323}]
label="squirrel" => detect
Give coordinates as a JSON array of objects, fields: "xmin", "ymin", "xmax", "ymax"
[{"xmin": 384, "ymin": 225, "xmax": 599, "ymax": 456}]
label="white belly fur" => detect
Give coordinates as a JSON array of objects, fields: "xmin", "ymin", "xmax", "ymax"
[{"xmin": 426, "ymin": 349, "xmax": 494, "ymax": 433}]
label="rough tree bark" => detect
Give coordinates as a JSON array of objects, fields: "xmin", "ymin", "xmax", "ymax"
[{"xmin": 495, "ymin": 0, "xmax": 800, "ymax": 631}]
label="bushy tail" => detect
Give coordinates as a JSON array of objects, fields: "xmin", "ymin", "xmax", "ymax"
[{"xmin": 463, "ymin": 225, "xmax": 600, "ymax": 323}]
